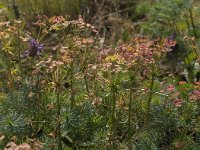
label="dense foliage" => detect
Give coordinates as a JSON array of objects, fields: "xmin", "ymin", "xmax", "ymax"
[{"xmin": 0, "ymin": 0, "xmax": 200, "ymax": 149}]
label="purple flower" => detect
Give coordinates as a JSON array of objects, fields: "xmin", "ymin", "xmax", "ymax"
[
  {"xmin": 24, "ymin": 39, "xmax": 44, "ymax": 58},
  {"xmin": 169, "ymin": 33, "xmax": 177, "ymax": 40}
]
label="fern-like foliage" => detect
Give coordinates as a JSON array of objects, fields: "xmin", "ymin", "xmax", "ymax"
[
  {"xmin": 62, "ymin": 102, "xmax": 99, "ymax": 147},
  {"xmin": 0, "ymin": 84, "xmax": 43, "ymax": 148}
]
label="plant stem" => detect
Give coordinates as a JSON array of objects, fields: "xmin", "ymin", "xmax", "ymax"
[
  {"xmin": 146, "ymin": 66, "xmax": 155, "ymax": 124},
  {"xmin": 128, "ymin": 83, "xmax": 133, "ymax": 140},
  {"xmin": 186, "ymin": 19, "xmax": 192, "ymax": 34},
  {"xmin": 72, "ymin": 140, "xmax": 76, "ymax": 150},
  {"xmin": 83, "ymin": 47, "xmax": 89, "ymax": 94},
  {"xmin": 84, "ymin": 74, "xmax": 89, "ymax": 93},
  {"xmin": 189, "ymin": 8, "xmax": 198, "ymax": 38},
  {"xmin": 55, "ymin": 66, "xmax": 62, "ymax": 150},
  {"xmin": 17, "ymin": 30, "xmax": 23, "ymax": 82},
  {"xmin": 70, "ymin": 61, "xmax": 75, "ymax": 109},
  {"xmin": 185, "ymin": 54, "xmax": 195, "ymax": 83},
  {"xmin": 56, "ymin": 85, "xmax": 62, "ymax": 150},
  {"xmin": 12, "ymin": 0, "xmax": 20, "ymax": 19},
  {"xmin": 110, "ymin": 83, "xmax": 117, "ymax": 147}
]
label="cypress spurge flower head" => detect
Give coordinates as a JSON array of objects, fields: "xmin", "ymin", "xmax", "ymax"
[{"xmin": 100, "ymin": 37, "xmax": 176, "ymax": 73}]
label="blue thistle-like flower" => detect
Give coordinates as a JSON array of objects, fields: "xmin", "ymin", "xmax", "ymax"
[
  {"xmin": 24, "ymin": 39, "xmax": 44, "ymax": 58},
  {"xmin": 169, "ymin": 33, "xmax": 177, "ymax": 40}
]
